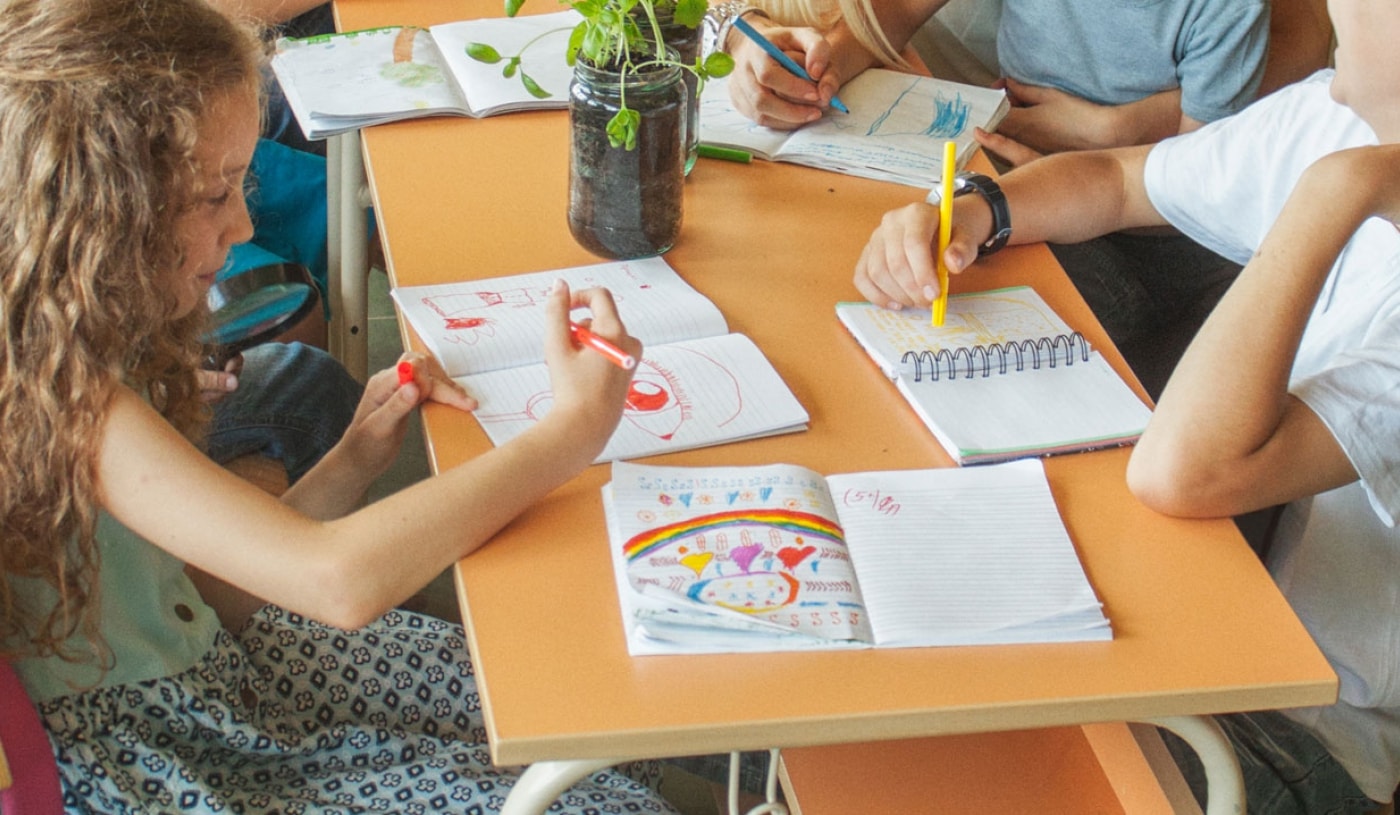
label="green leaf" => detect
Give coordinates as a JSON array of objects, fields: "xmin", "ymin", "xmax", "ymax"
[
  {"xmin": 572, "ymin": 0, "xmax": 602, "ymax": 17},
  {"xmin": 465, "ymin": 42, "xmax": 502, "ymax": 63},
  {"xmin": 503, "ymin": 59, "xmax": 518, "ymax": 78},
  {"xmin": 582, "ymin": 23, "xmax": 609, "ymax": 64},
  {"xmin": 505, "ymin": 0, "xmax": 526, "ymax": 16},
  {"xmin": 606, "ymin": 108, "xmax": 641, "ymax": 150},
  {"xmin": 520, "ymin": 72, "xmax": 552, "ymax": 99},
  {"xmin": 673, "ymin": 0, "xmax": 706, "ymax": 28},
  {"xmin": 702, "ymin": 51, "xmax": 734, "ymax": 78},
  {"xmin": 566, "ymin": 23, "xmax": 586, "ymax": 65}
]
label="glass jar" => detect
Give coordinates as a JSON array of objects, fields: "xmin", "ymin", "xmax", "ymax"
[
  {"xmin": 651, "ymin": 8, "xmax": 702, "ymax": 175},
  {"xmin": 568, "ymin": 58, "xmax": 686, "ymax": 259}
]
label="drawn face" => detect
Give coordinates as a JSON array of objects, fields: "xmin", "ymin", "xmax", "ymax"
[
  {"xmin": 168, "ymin": 87, "xmax": 259, "ymax": 318},
  {"xmin": 1328, "ymin": 0, "xmax": 1400, "ymax": 139}
]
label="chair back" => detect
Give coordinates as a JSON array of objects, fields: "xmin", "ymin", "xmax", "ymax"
[{"xmin": 0, "ymin": 660, "xmax": 62, "ymax": 814}]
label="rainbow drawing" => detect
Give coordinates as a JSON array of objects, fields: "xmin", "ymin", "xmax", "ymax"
[{"xmin": 622, "ymin": 509, "xmax": 845, "ymax": 562}]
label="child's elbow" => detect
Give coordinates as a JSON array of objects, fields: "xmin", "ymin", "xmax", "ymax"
[
  {"xmin": 300, "ymin": 560, "xmax": 396, "ymax": 631},
  {"xmin": 1127, "ymin": 446, "xmax": 1243, "ymax": 519},
  {"xmin": 315, "ymin": 598, "xmax": 387, "ymax": 633}
]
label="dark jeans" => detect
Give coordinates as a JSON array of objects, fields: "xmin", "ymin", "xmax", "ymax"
[
  {"xmin": 1050, "ymin": 230, "xmax": 1243, "ymax": 400},
  {"xmin": 207, "ymin": 342, "xmax": 362, "ymax": 484},
  {"xmin": 1162, "ymin": 710, "xmax": 1381, "ymax": 815}
]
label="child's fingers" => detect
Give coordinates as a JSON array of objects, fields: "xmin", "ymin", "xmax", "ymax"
[
  {"xmin": 566, "ymin": 286, "xmax": 644, "ymax": 363},
  {"xmin": 1000, "ymin": 76, "xmax": 1050, "ymax": 106},
  {"xmin": 544, "ymin": 278, "xmax": 575, "ymax": 353},
  {"xmin": 388, "ymin": 352, "xmax": 477, "ymax": 412},
  {"xmin": 973, "ymin": 127, "xmax": 1041, "ymax": 169}
]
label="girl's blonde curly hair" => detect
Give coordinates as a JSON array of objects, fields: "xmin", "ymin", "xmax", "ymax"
[
  {"xmin": 758, "ymin": 0, "xmax": 910, "ymax": 68},
  {"xmin": 0, "ymin": 0, "xmax": 264, "ymax": 663}
]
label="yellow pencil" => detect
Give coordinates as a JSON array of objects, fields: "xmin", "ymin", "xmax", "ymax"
[{"xmin": 931, "ymin": 140, "xmax": 957, "ymax": 327}]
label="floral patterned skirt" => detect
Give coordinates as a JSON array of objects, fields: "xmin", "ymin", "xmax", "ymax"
[{"xmin": 38, "ymin": 606, "xmax": 674, "ymax": 814}]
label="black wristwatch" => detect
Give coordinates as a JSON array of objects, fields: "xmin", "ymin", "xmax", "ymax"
[{"xmin": 926, "ymin": 172, "xmax": 1012, "ymax": 257}]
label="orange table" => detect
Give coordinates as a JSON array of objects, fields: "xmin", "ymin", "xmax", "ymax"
[{"xmin": 333, "ymin": 2, "xmax": 1336, "ymax": 811}]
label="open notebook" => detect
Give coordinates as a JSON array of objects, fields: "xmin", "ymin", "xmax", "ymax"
[
  {"xmin": 837, "ymin": 286, "xmax": 1152, "ymax": 465},
  {"xmin": 392, "ymin": 257, "xmax": 808, "ymax": 462},
  {"xmin": 699, "ymin": 68, "xmax": 1009, "ymax": 187},
  {"xmin": 604, "ymin": 458, "xmax": 1110, "ymax": 655},
  {"xmin": 272, "ymin": 10, "xmax": 581, "ymax": 139}
]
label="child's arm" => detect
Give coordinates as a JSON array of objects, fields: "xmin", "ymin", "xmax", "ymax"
[
  {"xmin": 974, "ymin": 84, "xmax": 1190, "ymax": 168},
  {"xmin": 203, "ymin": 0, "xmax": 325, "ymax": 25},
  {"xmin": 98, "ymin": 282, "xmax": 638, "ymax": 630},
  {"xmin": 1127, "ymin": 146, "xmax": 1400, "ymax": 518},
  {"xmin": 853, "ymin": 145, "xmax": 1165, "ymax": 309},
  {"xmin": 728, "ymin": 0, "xmax": 948, "ymax": 129},
  {"xmin": 276, "ymin": 354, "xmax": 474, "ymax": 521}
]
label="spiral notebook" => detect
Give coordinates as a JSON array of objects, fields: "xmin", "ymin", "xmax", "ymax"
[
  {"xmin": 604, "ymin": 458, "xmax": 1111, "ymax": 655},
  {"xmin": 837, "ymin": 287, "xmax": 1152, "ymax": 465}
]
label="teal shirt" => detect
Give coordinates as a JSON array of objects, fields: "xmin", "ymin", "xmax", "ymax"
[{"xmin": 10, "ymin": 513, "xmax": 224, "ymax": 703}]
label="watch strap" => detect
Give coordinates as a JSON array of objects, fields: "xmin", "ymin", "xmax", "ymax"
[{"xmin": 926, "ymin": 172, "xmax": 1012, "ymax": 257}]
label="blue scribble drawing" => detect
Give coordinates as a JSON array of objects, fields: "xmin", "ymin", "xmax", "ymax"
[
  {"xmin": 924, "ymin": 93, "xmax": 972, "ymax": 137},
  {"xmin": 866, "ymin": 79, "xmax": 971, "ymax": 139}
]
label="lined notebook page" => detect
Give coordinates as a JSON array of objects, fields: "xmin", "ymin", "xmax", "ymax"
[
  {"xmin": 460, "ymin": 334, "xmax": 809, "ymax": 462},
  {"xmin": 392, "ymin": 256, "xmax": 728, "ymax": 377},
  {"xmin": 826, "ymin": 460, "xmax": 1110, "ymax": 646}
]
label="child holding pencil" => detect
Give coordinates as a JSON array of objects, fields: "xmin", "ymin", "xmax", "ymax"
[
  {"xmin": 711, "ymin": 0, "xmax": 1332, "ymax": 397},
  {"xmin": 857, "ymin": 0, "xmax": 1400, "ymax": 809},
  {"xmin": 0, "ymin": 0, "xmax": 680, "ymax": 810}
]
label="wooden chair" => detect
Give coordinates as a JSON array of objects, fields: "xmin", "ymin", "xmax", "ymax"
[{"xmin": 0, "ymin": 660, "xmax": 63, "ymax": 814}]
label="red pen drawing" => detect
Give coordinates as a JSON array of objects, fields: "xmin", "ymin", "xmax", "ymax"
[{"xmin": 475, "ymin": 345, "xmax": 745, "ymax": 443}]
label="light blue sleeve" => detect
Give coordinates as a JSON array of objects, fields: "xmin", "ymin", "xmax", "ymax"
[{"xmin": 1176, "ymin": 0, "xmax": 1269, "ymax": 123}]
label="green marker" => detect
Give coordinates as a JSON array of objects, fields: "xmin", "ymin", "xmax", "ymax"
[{"xmin": 697, "ymin": 144, "xmax": 752, "ymax": 163}]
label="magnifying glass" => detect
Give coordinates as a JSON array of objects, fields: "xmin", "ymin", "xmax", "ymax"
[{"xmin": 202, "ymin": 262, "xmax": 319, "ymax": 369}]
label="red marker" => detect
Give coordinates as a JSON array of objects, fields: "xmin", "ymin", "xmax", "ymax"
[
  {"xmin": 397, "ymin": 360, "xmax": 414, "ymax": 386},
  {"xmin": 570, "ymin": 322, "xmax": 637, "ymax": 370}
]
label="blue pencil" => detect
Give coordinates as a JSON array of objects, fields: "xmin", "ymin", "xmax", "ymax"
[{"xmin": 732, "ymin": 16, "xmax": 849, "ymax": 114}]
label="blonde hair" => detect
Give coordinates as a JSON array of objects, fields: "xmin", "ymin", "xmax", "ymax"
[
  {"xmin": 0, "ymin": 0, "xmax": 265, "ymax": 662},
  {"xmin": 757, "ymin": 0, "xmax": 909, "ymax": 67}
]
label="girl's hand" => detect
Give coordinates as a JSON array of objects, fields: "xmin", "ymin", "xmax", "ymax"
[
  {"xmin": 538, "ymin": 280, "xmax": 639, "ymax": 459},
  {"xmin": 334, "ymin": 352, "xmax": 476, "ymax": 479},
  {"xmin": 853, "ymin": 197, "xmax": 991, "ymax": 310},
  {"xmin": 727, "ymin": 20, "xmax": 842, "ymax": 130}
]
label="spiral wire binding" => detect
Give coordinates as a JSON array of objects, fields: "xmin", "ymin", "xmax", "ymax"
[{"xmin": 901, "ymin": 332, "xmax": 1091, "ymax": 382}]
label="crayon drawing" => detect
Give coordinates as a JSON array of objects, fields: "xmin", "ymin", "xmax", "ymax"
[
  {"xmin": 863, "ymin": 79, "xmax": 973, "ymax": 139},
  {"xmin": 378, "ymin": 28, "xmax": 446, "ymax": 91},
  {"xmin": 850, "ymin": 287, "xmax": 1069, "ymax": 356},
  {"xmin": 613, "ymin": 466, "xmax": 871, "ymax": 642}
]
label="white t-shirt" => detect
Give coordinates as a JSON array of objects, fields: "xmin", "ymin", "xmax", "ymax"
[{"xmin": 1144, "ymin": 69, "xmax": 1400, "ymax": 802}]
